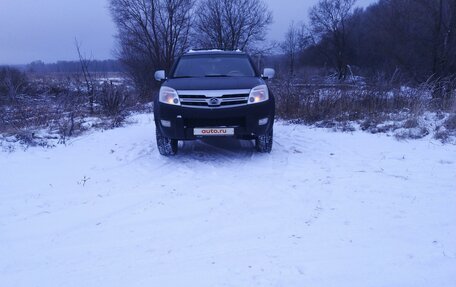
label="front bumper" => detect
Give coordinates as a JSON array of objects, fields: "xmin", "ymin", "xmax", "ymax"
[{"xmin": 154, "ymin": 100, "xmax": 275, "ymax": 140}]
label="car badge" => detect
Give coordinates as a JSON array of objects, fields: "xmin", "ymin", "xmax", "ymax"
[{"xmin": 208, "ymin": 98, "xmax": 220, "ymax": 106}]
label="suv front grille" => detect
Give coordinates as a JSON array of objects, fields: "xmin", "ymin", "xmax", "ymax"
[{"xmin": 177, "ymin": 89, "xmax": 251, "ymax": 108}]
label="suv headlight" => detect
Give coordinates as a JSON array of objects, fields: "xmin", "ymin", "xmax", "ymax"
[
  {"xmin": 159, "ymin": 86, "xmax": 180, "ymax": 105},
  {"xmin": 248, "ymin": 85, "xmax": 269, "ymax": 104}
]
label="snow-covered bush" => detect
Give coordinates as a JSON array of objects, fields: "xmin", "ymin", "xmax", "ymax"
[
  {"xmin": 0, "ymin": 74, "xmax": 146, "ymax": 147},
  {"xmin": 271, "ymin": 76, "xmax": 456, "ymax": 142}
]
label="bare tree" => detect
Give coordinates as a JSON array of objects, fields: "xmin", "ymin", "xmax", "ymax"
[
  {"xmin": 249, "ymin": 41, "xmax": 279, "ymax": 71},
  {"xmin": 0, "ymin": 67, "xmax": 28, "ymax": 101},
  {"xmin": 193, "ymin": 0, "xmax": 273, "ymax": 50},
  {"xmin": 418, "ymin": 0, "xmax": 456, "ymax": 78},
  {"xmin": 110, "ymin": 0, "xmax": 194, "ymax": 99},
  {"xmin": 309, "ymin": 0, "xmax": 356, "ymax": 80},
  {"xmin": 75, "ymin": 40, "xmax": 96, "ymax": 114},
  {"xmin": 281, "ymin": 22, "xmax": 308, "ymax": 76},
  {"xmin": 347, "ymin": 0, "xmax": 456, "ymax": 82}
]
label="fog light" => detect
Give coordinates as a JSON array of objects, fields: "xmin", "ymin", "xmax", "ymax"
[
  {"xmin": 161, "ymin": 120, "xmax": 171, "ymax": 127},
  {"xmin": 259, "ymin": 117, "xmax": 269, "ymax": 126}
]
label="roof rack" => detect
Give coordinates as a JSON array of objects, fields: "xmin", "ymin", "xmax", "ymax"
[{"xmin": 187, "ymin": 49, "xmax": 244, "ymax": 53}]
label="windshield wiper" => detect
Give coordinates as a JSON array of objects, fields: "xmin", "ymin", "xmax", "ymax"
[
  {"xmin": 204, "ymin": 74, "xmax": 230, "ymax": 77},
  {"xmin": 172, "ymin": 76, "xmax": 195, "ymax": 79}
]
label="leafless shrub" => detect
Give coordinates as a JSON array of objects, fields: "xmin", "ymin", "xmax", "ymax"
[
  {"xmin": 429, "ymin": 75, "xmax": 456, "ymax": 110},
  {"xmin": 433, "ymin": 112, "xmax": 456, "ymax": 142},
  {"xmin": 271, "ymin": 73, "xmax": 456, "ymax": 142},
  {"xmin": 434, "ymin": 129, "xmax": 448, "ymax": 141},
  {"xmin": 0, "ymin": 71, "xmax": 145, "ymax": 148},
  {"xmin": 403, "ymin": 117, "xmax": 419, "ymax": 129},
  {"xmin": 0, "ymin": 67, "xmax": 28, "ymax": 102},
  {"xmin": 75, "ymin": 40, "xmax": 97, "ymax": 113},
  {"xmin": 56, "ymin": 113, "xmax": 75, "ymax": 145},
  {"xmin": 99, "ymin": 82, "xmax": 128, "ymax": 117},
  {"xmin": 272, "ymin": 77, "xmax": 302, "ymax": 119},
  {"xmin": 445, "ymin": 114, "xmax": 456, "ymax": 131},
  {"xmin": 315, "ymin": 120, "xmax": 356, "ymax": 132},
  {"xmin": 272, "ymin": 76, "xmax": 454, "ymax": 124},
  {"xmin": 358, "ymin": 116, "xmax": 401, "ymax": 134},
  {"xmin": 394, "ymin": 127, "xmax": 430, "ymax": 140}
]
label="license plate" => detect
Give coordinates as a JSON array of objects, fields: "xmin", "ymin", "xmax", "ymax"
[{"xmin": 194, "ymin": 128, "xmax": 234, "ymax": 136}]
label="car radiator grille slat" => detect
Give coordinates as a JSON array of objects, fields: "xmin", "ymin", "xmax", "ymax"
[{"xmin": 178, "ymin": 90, "xmax": 250, "ymax": 108}]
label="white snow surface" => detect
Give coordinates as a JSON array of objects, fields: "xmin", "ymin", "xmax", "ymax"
[{"xmin": 1, "ymin": 113, "xmax": 455, "ymax": 287}]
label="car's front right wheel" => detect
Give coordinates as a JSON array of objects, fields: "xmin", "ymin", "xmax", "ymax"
[
  {"xmin": 156, "ymin": 126, "xmax": 178, "ymax": 156},
  {"xmin": 255, "ymin": 129, "xmax": 273, "ymax": 153}
]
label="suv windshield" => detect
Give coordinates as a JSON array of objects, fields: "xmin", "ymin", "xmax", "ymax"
[{"xmin": 172, "ymin": 55, "xmax": 256, "ymax": 78}]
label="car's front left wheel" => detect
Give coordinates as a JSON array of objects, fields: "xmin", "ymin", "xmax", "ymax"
[
  {"xmin": 156, "ymin": 127, "xmax": 178, "ymax": 156},
  {"xmin": 255, "ymin": 129, "xmax": 273, "ymax": 153}
]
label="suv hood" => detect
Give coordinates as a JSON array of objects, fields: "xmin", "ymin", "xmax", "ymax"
[{"xmin": 164, "ymin": 77, "xmax": 265, "ymax": 90}]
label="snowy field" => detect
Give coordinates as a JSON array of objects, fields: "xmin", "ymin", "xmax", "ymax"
[{"xmin": 1, "ymin": 113, "xmax": 455, "ymax": 287}]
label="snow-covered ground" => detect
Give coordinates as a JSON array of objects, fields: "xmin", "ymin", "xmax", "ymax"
[{"xmin": 1, "ymin": 114, "xmax": 455, "ymax": 287}]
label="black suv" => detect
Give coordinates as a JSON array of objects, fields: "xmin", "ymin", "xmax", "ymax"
[{"xmin": 153, "ymin": 50, "xmax": 275, "ymax": 156}]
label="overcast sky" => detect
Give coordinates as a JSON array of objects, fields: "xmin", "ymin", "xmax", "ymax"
[{"xmin": 0, "ymin": 0, "xmax": 375, "ymax": 65}]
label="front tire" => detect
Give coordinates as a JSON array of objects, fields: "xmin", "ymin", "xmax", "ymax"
[
  {"xmin": 156, "ymin": 127, "xmax": 178, "ymax": 156},
  {"xmin": 255, "ymin": 129, "xmax": 273, "ymax": 153}
]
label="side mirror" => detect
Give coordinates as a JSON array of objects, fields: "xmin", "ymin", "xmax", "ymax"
[
  {"xmin": 262, "ymin": 68, "xmax": 275, "ymax": 79},
  {"xmin": 154, "ymin": 70, "xmax": 166, "ymax": 81}
]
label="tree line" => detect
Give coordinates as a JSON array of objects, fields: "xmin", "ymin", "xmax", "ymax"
[
  {"xmin": 26, "ymin": 60, "xmax": 125, "ymax": 74},
  {"xmin": 284, "ymin": 0, "xmax": 456, "ymax": 86}
]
